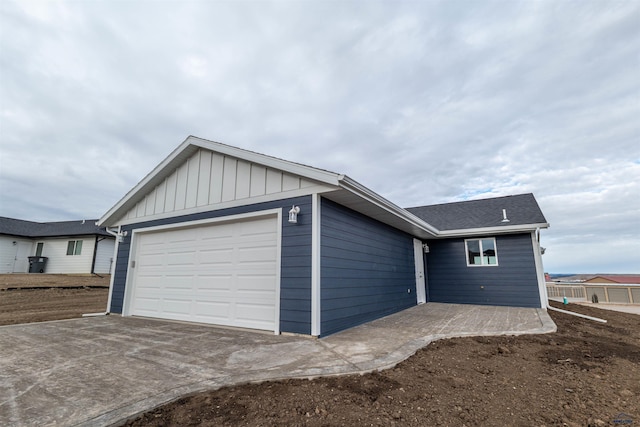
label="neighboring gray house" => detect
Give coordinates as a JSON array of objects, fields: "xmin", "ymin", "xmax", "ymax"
[
  {"xmin": 98, "ymin": 136, "xmax": 549, "ymax": 337},
  {"xmin": 0, "ymin": 217, "xmax": 116, "ymax": 275}
]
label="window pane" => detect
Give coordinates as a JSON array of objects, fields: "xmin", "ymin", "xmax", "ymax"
[
  {"xmin": 35, "ymin": 243, "xmax": 44, "ymax": 257},
  {"xmin": 66, "ymin": 241, "xmax": 75, "ymax": 256},
  {"xmin": 467, "ymin": 240, "xmax": 480, "ymax": 265},
  {"xmin": 482, "ymin": 238, "xmax": 497, "ymax": 265},
  {"xmin": 74, "ymin": 240, "xmax": 83, "ymax": 255}
]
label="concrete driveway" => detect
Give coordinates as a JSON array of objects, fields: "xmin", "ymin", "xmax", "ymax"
[{"xmin": 0, "ymin": 303, "xmax": 555, "ymax": 426}]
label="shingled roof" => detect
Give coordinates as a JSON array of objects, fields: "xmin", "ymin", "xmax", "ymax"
[
  {"xmin": 0, "ymin": 217, "xmax": 111, "ymax": 238},
  {"xmin": 406, "ymin": 193, "xmax": 548, "ymax": 232}
]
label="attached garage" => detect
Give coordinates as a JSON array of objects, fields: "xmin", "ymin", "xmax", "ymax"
[
  {"xmin": 124, "ymin": 212, "xmax": 280, "ymax": 332},
  {"xmin": 99, "ymin": 136, "xmax": 549, "ymax": 337}
]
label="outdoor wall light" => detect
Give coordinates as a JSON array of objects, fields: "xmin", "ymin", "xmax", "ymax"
[
  {"xmin": 288, "ymin": 205, "xmax": 300, "ymax": 224},
  {"xmin": 423, "ymin": 243, "xmax": 430, "ymax": 253},
  {"xmin": 12, "ymin": 241, "xmax": 17, "ymax": 246}
]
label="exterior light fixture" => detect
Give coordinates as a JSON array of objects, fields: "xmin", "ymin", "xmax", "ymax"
[
  {"xmin": 288, "ymin": 205, "xmax": 300, "ymax": 224},
  {"xmin": 117, "ymin": 230, "xmax": 128, "ymax": 243},
  {"xmin": 422, "ymin": 243, "xmax": 430, "ymax": 253}
]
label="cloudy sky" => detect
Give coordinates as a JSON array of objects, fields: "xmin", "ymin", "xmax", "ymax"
[{"xmin": 1, "ymin": 1, "xmax": 638, "ymax": 274}]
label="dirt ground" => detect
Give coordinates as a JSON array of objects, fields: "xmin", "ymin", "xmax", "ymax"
[
  {"xmin": 1, "ymin": 275, "xmax": 638, "ymax": 426},
  {"xmin": 0, "ymin": 274, "xmax": 109, "ymax": 326},
  {"xmin": 124, "ymin": 302, "xmax": 639, "ymax": 427}
]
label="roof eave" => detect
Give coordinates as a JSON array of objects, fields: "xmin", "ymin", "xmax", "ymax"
[
  {"xmin": 188, "ymin": 136, "xmax": 342, "ymax": 184},
  {"xmin": 435, "ymin": 222, "xmax": 550, "ymax": 238},
  {"xmin": 98, "ymin": 136, "xmax": 343, "ymax": 227},
  {"xmin": 338, "ymin": 176, "xmax": 439, "ymax": 238}
]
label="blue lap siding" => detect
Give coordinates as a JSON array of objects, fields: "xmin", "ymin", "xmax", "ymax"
[
  {"xmin": 109, "ymin": 196, "xmax": 313, "ymax": 335},
  {"xmin": 320, "ymin": 199, "xmax": 416, "ymax": 336},
  {"xmin": 425, "ymin": 233, "xmax": 541, "ymax": 308}
]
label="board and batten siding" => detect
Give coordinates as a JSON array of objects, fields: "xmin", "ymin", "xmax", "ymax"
[
  {"xmin": 120, "ymin": 149, "xmax": 322, "ymax": 224},
  {"xmin": 425, "ymin": 233, "xmax": 542, "ymax": 308},
  {"xmin": 109, "ymin": 196, "xmax": 313, "ymax": 335},
  {"xmin": 320, "ymin": 199, "xmax": 416, "ymax": 336}
]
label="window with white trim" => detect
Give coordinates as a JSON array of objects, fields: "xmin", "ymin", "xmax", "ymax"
[
  {"xmin": 66, "ymin": 240, "xmax": 83, "ymax": 256},
  {"xmin": 465, "ymin": 238, "xmax": 498, "ymax": 266}
]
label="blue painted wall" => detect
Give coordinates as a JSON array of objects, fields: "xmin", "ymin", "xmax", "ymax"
[
  {"xmin": 109, "ymin": 196, "xmax": 313, "ymax": 335},
  {"xmin": 425, "ymin": 233, "xmax": 541, "ymax": 308},
  {"xmin": 320, "ymin": 199, "xmax": 416, "ymax": 336}
]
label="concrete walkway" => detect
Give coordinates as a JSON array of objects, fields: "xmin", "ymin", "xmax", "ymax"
[{"xmin": 0, "ymin": 303, "xmax": 555, "ymax": 427}]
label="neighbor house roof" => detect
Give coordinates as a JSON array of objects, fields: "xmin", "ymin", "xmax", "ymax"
[
  {"xmin": 584, "ymin": 275, "xmax": 640, "ymax": 284},
  {"xmin": 406, "ymin": 194, "xmax": 549, "ymax": 237},
  {"xmin": 0, "ymin": 217, "xmax": 111, "ymax": 238}
]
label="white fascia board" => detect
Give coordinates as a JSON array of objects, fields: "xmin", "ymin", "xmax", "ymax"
[
  {"xmin": 189, "ymin": 136, "xmax": 342, "ymax": 185},
  {"xmin": 97, "ymin": 136, "xmax": 340, "ymax": 227},
  {"xmin": 98, "ymin": 137, "xmax": 197, "ymax": 226},
  {"xmin": 338, "ymin": 175, "xmax": 440, "ymax": 237},
  {"xmin": 98, "ymin": 136, "xmax": 342, "ymax": 227},
  {"xmin": 435, "ymin": 222, "xmax": 550, "ymax": 238}
]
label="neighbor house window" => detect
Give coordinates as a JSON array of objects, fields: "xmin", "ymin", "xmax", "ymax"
[
  {"xmin": 66, "ymin": 240, "xmax": 83, "ymax": 256},
  {"xmin": 35, "ymin": 242, "xmax": 44, "ymax": 257},
  {"xmin": 465, "ymin": 238, "xmax": 498, "ymax": 266}
]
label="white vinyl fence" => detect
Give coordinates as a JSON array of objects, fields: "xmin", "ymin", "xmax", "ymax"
[{"xmin": 547, "ymin": 283, "xmax": 640, "ymax": 304}]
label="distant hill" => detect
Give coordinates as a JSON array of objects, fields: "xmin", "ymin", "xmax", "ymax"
[
  {"xmin": 548, "ymin": 273, "xmax": 640, "ymax": 283},
  {"xmin": 548, "ymin": 274, "xmax": 576, "ymax": 280}
]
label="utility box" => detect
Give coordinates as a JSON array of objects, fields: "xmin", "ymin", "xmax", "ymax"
[{"xmin": 28, "ymin": 256, "xmax": 48, "ymax": 273}]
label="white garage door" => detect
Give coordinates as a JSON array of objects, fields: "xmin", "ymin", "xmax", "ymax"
[{"xmin": 128, "ymin": 215, "xmax": 279, "ymax": 331}]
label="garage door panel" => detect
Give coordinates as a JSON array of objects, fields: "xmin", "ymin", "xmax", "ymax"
[
  {"xmin": 166, "ymin": 252, "xmax": 197, "ymax": 267},
  {"xmin": 194, "ymin": 275, "xmax": 234, "ymax": 291},
  {"xmin": 134, "ymin": 297, "xmax": 161, "ymax": 312},
  {"xmin": 193, "ymin": 301, "xmax": 232, "ymax": 320},
  {"xmin": 161, "ymin": 299, "xmax": 192, "ymax": 315},
  {"xmin": 130, "ymin": 215, "xmax": 279, "ymax": 332},
  {"xmin": 238, "ymin": 248, "xmax": 277, "ymax": 263},
  {"xmin": 238, "ymin": 218, "xmax": 272, "ymax": 231},
  {"xmin": 236, "ymin": 235, "xmax": 276, "ymax": 246},
  {"xmin": 236, "ymin": 304, "xmax": 275, "ymax": 328},
  {"xmin": 199, "ymin": 249, "xmax": 234, "ymax": 265},
  {"xmin": 135, "ymin": 283, "xmax": 162, "ymax": 292},
  {"xmin": 163, "ymin": 277, "xmax": 194, "ymax": 290},
  {"xmin": 138, "ymin": 253, "xmax": 165, "ymax": 267},
  {"xmin": 237, "ymin": 276, "xmax": 276, "ymax": 291}
]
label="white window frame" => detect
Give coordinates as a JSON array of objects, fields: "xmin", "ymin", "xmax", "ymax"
[
  {"xmin": 465, "ymin": 237, "xmax": 499, "ymax": 267},
  {"xmin": 66, "ymin": 240, "xmax": 83, "ymax": 256}
]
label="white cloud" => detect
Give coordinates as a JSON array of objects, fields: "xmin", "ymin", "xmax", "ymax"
[{"xmin": 1, "ymin": 0, "xmax": 638, "ymax": 273}]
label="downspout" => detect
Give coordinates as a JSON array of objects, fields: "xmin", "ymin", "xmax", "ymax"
[
  {"xmin": 546, "ymin": 304, "xmax": 607, "ymax": 323},
  {"xmin": 530, "ymin": 229, "xmax": 606, "ymax": 323},
  {"xmin": 531, "ymin": 230, "xmax": 548, "ymax": 310},
  {"xmin": 101, "ymin": 225, "xmax": 124, "ymax": 315},
  {"xmin": 90, "ymin": 236, "xmax": 106, "ymax": 278}
]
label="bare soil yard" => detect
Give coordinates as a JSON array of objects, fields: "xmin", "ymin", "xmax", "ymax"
[
  {"xmin": 125, "ymin": 303, "xmax": 639, "ymax": 427},
  {"xmin": 1, "ymin": 275, "xmax": 638, "ymax": 426},
  {"xmin": 0, "ymin": 274, "xmax": 109, "ymax": 326}
]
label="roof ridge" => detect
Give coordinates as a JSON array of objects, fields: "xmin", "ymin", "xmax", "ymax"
[
  {"xmin": 189, "ymin": 135, "xmax": 340, "ymax": 177},
  {"xmin": 406, "ymin": 193, "xmax": 534, "ymax": 210}
]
